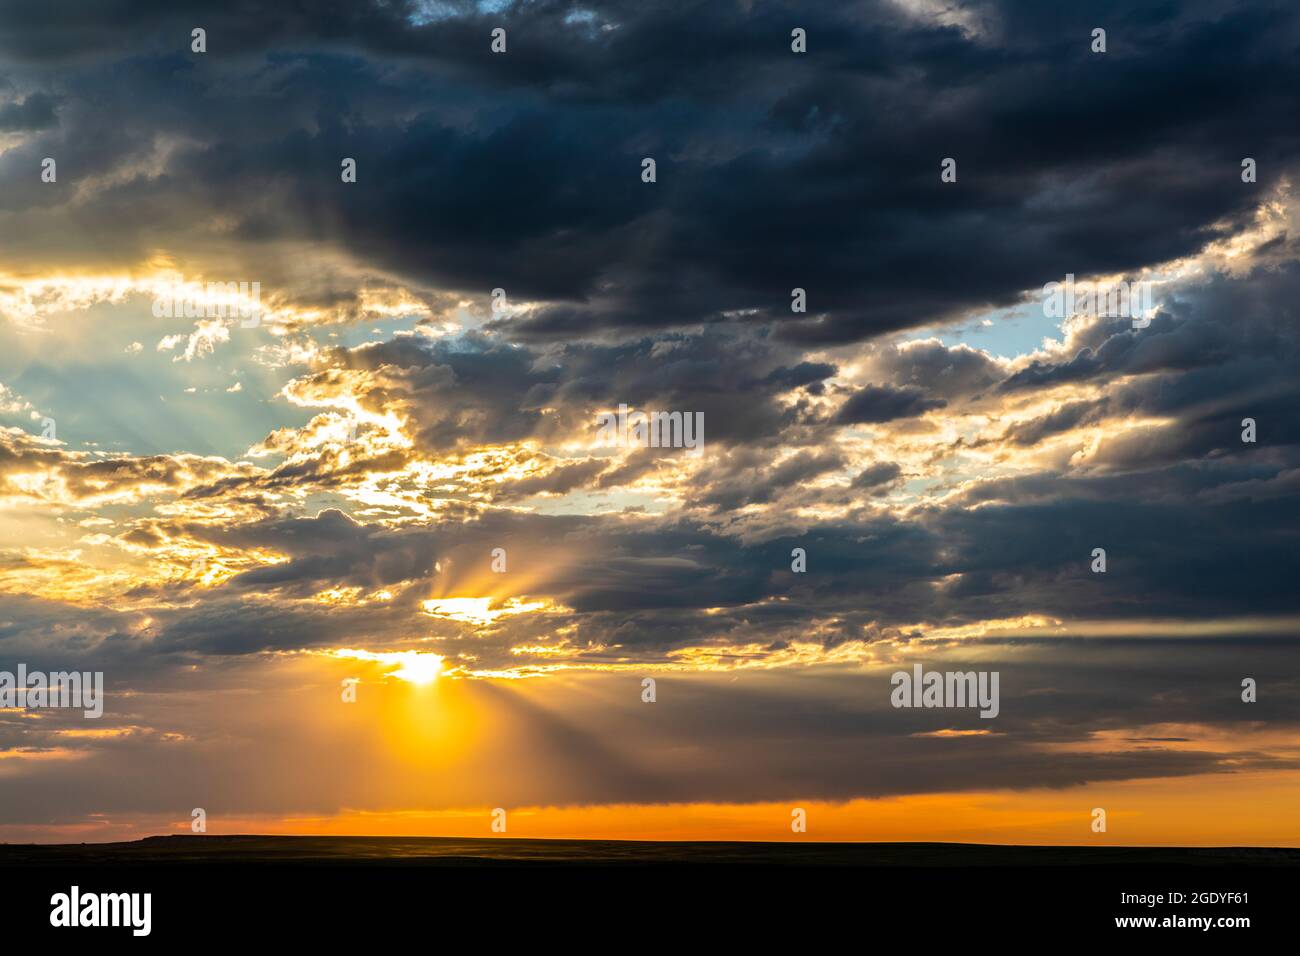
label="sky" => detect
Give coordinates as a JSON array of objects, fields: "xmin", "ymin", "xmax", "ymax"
[{"xmin": 1, "ymin": 0, "xmax": 1299, "ymax": 845}]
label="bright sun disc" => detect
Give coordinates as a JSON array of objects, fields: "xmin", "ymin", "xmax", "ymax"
[
  {"xmin": 329, "ymin": 649, "xmax": 445, "ymax": 685},
  {"xmin": 389, "ymin": 652, "xmax": 444, "ymax": 685}
]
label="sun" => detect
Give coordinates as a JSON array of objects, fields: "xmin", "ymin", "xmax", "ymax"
[
  {"xmin": 388, "ymin": 651, "xmax": 445, "ymax": 685},
  {"xmin": 328, "ymin": 649, "xmax": 445, "ymax": 685}
]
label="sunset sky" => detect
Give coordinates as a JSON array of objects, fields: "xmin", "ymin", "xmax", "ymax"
[{"xmin": 2, "ymin": 1, "xmax": 1299, "ymax": 846}]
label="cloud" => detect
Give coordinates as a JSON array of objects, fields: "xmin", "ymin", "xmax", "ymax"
[
  {"xmin": 3, "ymin": 1, "xmax": 1298, "ymax": 341},
  {"xmin": 834, "ymin": 384, "xmax": 947, "ymax": 424},
  {"xmin": 3, "ymin": 0, "xmax": 1300, "ymax": 832},
  {"xmin": 0, "ymin": 92, "xmax": 58, "ymax": 131}
]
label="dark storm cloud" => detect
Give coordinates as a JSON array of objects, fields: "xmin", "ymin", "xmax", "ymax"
[
  {"xmin": 2, "ymin": 1, "xmax": 1298, "ymax": 339},
  {"xmin": 852, "ymin": 461, "xmax": 902, "ymax": 489},
  {"xmin": 694, "ymin": 448, "xmax": 846, "ymax": 510},
  {"xmin": 873, "ymin": 340, "xmax": 1005, "ymax": 401},
  {"xmin": 998, "ymin": 399, "xmax": 1109, "ymax": 446},
  {"xmin": 991, "ymin": 260, "xmax": 1300, "ymax": 471},
  {"xmin": 760, "ymin": 361, "xmax": 837, "ymax": 393},
  {"xmin": 834, "ymin": 384, "xmax": 946, "ymax": 424},
  {"xmin": 247, "ymin": 328, "xmax": 820, "ymax": 460},
  {"xmin": 0, "ymin": 91, "xmax": 57, "ymax": 131},
  {"xmin": 1003, "ymin": 261, "xmax": 1300, "ymax": 392}
]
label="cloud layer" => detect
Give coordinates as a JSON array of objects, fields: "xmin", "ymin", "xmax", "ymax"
[{"xmin": 1, "ymin": 0, "xmax": 1298, "ymax": 839}]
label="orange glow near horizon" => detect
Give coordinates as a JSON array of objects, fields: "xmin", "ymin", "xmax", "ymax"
[{"xmin": 8, "ymin": 770, "xmax": 1298, "ymax": 847}]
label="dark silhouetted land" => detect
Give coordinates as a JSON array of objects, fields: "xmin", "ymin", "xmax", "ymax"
[{"xmin": 2, "ymin": 835, "xmax": 1296, "ymax": 867}]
